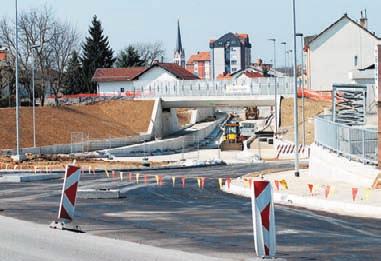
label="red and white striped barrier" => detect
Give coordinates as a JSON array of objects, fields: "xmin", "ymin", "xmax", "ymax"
[
  {"xmin": 275, "ymin": 143, "xmax": 310, "ymax": 159},
  {"xmin": 251, "ymin": 180, "xmax": 276, "ymax": 257},
  {"xmin": 50, "ymin": 165, "xmax": 81, "ymax": 231}
]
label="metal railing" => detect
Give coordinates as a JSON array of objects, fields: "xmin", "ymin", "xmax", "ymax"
[
  {"xmin": 98, "ymin": 77, "xmax": 295, "ymax": 98},
  {"xmin": 314, "ymin": 115, "xmax": 378, "ymax": 165}
]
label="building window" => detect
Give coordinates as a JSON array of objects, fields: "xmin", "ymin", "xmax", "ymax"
[
  {"xmin": 120, "ymin": 88, "xmax": 125, "ymax": 93},
  {"xmin": 232, "ymin": 68, "xmax": 237, "ymax": 72},
  {"xmin": 354, "ymin": 55, "xmax": 358, "ymax": 67},
  {"xmin": 231, "ymin": 60, "xmax": 237, "ymax": 65}
]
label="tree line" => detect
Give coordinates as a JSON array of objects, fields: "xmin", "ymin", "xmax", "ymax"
[{"xmin": 0, "ymin": 5, "xmax": 165, "ymax": 106}]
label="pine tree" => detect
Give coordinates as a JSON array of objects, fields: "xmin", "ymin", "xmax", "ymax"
[
  {"xmin": 63, "ymin": 51, "xmax": 82, "ymax": 94},
  {"xmin": 81, "ymin": 15, "xmax": 115, "ymax": 93},
  {"xmin": 115, "ymin": 46, "xmax": 144, "ymax": 68}
]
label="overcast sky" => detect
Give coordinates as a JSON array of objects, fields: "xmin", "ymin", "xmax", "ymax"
[{"xmin": 2, "ymin": 0, "xmax": 381, "ymax": 65}]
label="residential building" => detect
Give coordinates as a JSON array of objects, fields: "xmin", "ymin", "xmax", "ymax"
[
  {"xmin": 92, "ymin": 63, "xmax": 198, "ymax": 95},
  {"xmin": 173, "ymin": 20, "xmax": 185, "ymax": 68},
  {"xmin": 210, "ymin": 32, "xmax": 252, "ymax": 79},
  {"xmin": 305, "ymin": 12, "xmax": 381, "ymax": 91},
  {"xmin": 186, "ymin": 51, "xmax": 211, "ymax": 79}
]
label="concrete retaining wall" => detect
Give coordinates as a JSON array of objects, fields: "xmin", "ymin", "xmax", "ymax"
[
  {"xmin": 309, "ymin": 143, "xmax": 378, "ymax": 187},
  {"xmin": 190, "ymin": 108, "xmax": 215, "ymax": 124},
  {"xmin": 105, "ymin": 116, "xmax": 226, "ymax": 157}
]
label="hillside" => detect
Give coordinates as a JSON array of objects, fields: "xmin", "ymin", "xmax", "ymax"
[{"xmin": 0, "ymin": 100, "xmax": 154, "ymax": 149}]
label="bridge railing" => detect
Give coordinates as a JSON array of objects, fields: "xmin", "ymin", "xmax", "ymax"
[
  {"xmin": 314, "ymin": 115, "xmax": 378, "ymax": 165},
  {"xmin": 131, "ymin": 77, "xmax": 294, "ymax": 98}
]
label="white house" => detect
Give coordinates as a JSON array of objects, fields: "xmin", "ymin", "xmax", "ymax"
[
  {"xmin": 305, "ymin": 12, "xmax": 380, "ymax": 91},
  {"xmin": 92, "ymin": 63, "xmax": 199, "ymax": 96}
]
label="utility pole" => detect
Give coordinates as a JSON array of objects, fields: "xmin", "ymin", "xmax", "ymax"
[
  {"xmin": 14, "ymin": 0, "xmax": 21, "ymax": 160},
  {"xmin": 31, "ymin": 44, "xmax": 40, "ymax": 148},
  {"xmin": 292, "ymin": 0, "xmax": 300, "ymax": 177},
  {"xmin": 268, "ymin": 39, "xmax": 278, "ymax": 135},
  {"xmin": 281, "ymin": 42, "xmax": 287, "ymax": 76},
  {"xmin": 296, "ymin": 33, "xmax": 306, "ymax": 146}
]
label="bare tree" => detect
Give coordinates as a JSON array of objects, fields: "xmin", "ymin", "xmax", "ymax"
[
  {"xmin": 133, "ymin": 41, "xmax": 166, "ymax": 66},
  {"xmin": 49, "ymin": 22, "xmax": 80, "ymax": 105},
  {"xmin": 0, "ymin": 5, "xmax": 79, "ymax": 106}
]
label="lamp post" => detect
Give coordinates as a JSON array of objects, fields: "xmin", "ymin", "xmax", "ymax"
[
  {"xmin": 268, "ymin": 38, "xmax": 278, "ymax": 135},
  {"xmin": 14, "ymin": 0, "xmax": 21, "ymax": 160},
  {"xmin": 292, "ymin": 0, "xmax": 300, "ymax": 177},
  {"xmin": 31, "ymin": 44, "xmax": 40, "ymax": 148},
  {"xmin": 296, "ymin": 33, "xmax": 305, "ymax": 146},
  {"xmin": 280, "ymin": 42, "xmax": 287, "ymax": 76}
]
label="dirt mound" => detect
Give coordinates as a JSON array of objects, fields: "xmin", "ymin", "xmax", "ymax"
[
  {"xmin": 0, "ymin": 100, "xmax": 154, "ymax": 149},
  {"xmin": 280, "ymin": 97, "xmax": 330, "ymax": 144}
]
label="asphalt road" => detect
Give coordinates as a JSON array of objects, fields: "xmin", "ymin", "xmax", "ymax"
[{"xmin": 0, "ymin": 163, "xmax": 380, "ymax": 260}]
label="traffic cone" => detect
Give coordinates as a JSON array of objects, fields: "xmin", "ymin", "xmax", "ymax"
[{"xmin": 155, "ymin": 175, "xmax": 160, "ymax": 185}]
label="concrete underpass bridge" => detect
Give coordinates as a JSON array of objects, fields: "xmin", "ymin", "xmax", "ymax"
[{"xmin": 131, "ymin": 78, "xmax": 295, "ymax": 138}]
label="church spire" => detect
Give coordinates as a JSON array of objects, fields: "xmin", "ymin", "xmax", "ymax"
[
  {"xmin": 176, "ymin": 19, "xmax": 183, "ymax": 53},
  {"xmin": 174, "ymin": 19, "xmax": 185, "ymax": 67}
]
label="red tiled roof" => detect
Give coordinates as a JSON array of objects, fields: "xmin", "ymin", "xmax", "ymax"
[
  {"xmin": 187, "ymin": 51, "xmax": 210, "ymax": 64},
  {"xmin": 92, "ymin": 67, "xmax": 146, "ymax": 82},
  {"xmin": 216, "ymin": 72, "xmax": 232, "ymax": 80},
  {"xmin": 92, "ymin": 63, "xmax": 198, "ymax": 82},
  {"xmin": 154, "ymin": 63, "xmax": 199, "ymax": 80},
  {"xmin": 243, "ymin": 71, "xmax": 263, "ymax": 78}
]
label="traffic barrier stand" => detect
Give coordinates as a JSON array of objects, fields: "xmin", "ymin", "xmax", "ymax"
[
  {"xmin": 352, "ymin": 188, "xmax": 358, "ymax": 201},
  {"xmin": 172, "ymin": 176, "xmax": 176, "ymax": 187},
  {"xmin": 324, "ymin": 185, "xmax": 331, "ymax": 199},
  {"xmin": 104, "ymin": 169, "xmax": 110, "ymax": 178},
  {"xmin": 181, "ymin": 177, "xmax": 186, "ymax": 188},
  {"xmin": 274, "ymin": 180, "xmax": 280, "ymax": 192},
  {"xmin": 50, "ymin": 164, "xmax": 83, "ymax": 232},
  {"xmin": 218, "ymin": 178, "xmax": 223, "ymax": 190},
  {"xmin": 136, "ymin": 173, "xmax": 140, "ymax": 184},
  {"xmin": 251, "ymin": 180, "xmax": 276, "ymax": 257}
]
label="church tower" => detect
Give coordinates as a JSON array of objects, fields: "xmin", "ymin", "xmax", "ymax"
[{"xmin": 174, "ymin": 19, "xmax": 185, "ymax": 67}]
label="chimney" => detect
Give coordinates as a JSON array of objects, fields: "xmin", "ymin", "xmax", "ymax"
[{"xmin": 359, "ymin": 9, "xmax": 368, "ymax": 29}]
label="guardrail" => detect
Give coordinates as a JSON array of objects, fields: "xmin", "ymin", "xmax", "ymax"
[
  {"xmin": 98, "ymin": 77, "xmax": 295, "ymax": 98},
  {"xmin": 314, "ymin": 115, "xmax": 377, "ymax": 165}
]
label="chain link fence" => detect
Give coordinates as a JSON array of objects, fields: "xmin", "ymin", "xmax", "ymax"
[{"xmin": 314, "ymin": 115, "xmax": 377, "ymax": 165}]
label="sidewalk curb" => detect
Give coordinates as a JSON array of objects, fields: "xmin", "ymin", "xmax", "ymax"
[{"xmin": 223, "ymin": 182, "xmax": 381, "ymax": 219}]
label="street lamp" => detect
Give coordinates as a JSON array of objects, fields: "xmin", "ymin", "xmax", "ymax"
[
  {"xmin": 296, "ymin": 33, "xmax": 306, "ymax": 146},
  {"xmin": 14, "ymin": 0, "xmax": 21, "ymax": 160},
  {"xmin": 280, "ymin": 42, "xmax": 287, "ymax": 76},
  {"xmin": 31, "ymin": 44, "xmax": 40, "ymax": 148},
  {"xmin": 292, "ymin": 0, "xmax": 300, "ymax": 177},
  {"xmin": 268, "ymin": 38, "xmax": 278, "ymax": 135}
]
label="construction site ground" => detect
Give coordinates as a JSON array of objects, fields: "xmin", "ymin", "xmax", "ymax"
[
  {"xmin": 0, "ymin": 100, "xmax": 154, "ymax": 150},
  {"xmin": 280, "ymin": 97, "xmax": 330, "ymax": 144}
]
